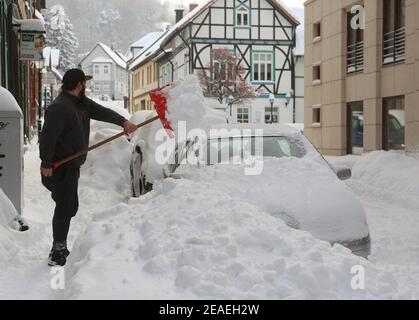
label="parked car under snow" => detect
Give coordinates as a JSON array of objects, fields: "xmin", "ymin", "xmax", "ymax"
[{"xmin": 130, "ymin": 123, "xmax": 371, "ymax": 258}]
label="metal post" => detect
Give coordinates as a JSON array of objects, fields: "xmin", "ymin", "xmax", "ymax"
[{"xmin": 37, "ymin": 69, "xmax": 42, "ymax": 142}]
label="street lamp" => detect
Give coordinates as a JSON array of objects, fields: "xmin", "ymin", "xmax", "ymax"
[
  {"xmin": 227, "ymin": 95, "xmax": 234, "ymax": 123},
  {"xmin": 285, "ymin": 89, "xmax": 294, "ymax": 107},
  {"xmin": 269, "ymin": 93, "xmax": 275, "ymax": 124}
]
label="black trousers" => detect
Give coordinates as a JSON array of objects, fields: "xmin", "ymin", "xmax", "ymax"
[{"xmin": 42, "ymin": 166, "xmax": 80, "ymax": 243}]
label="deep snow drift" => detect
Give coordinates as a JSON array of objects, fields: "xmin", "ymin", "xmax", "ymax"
[
  {"xmin": 79, "ymin": 102, "xmax": 133, "ymax": 209},
  {"xmin": 63, "ymin": 171, "xmax": 396, "ymax": 300},
  {"xmin": 349, "ymin": 151, "xmax": 419, "ymax": 210}
]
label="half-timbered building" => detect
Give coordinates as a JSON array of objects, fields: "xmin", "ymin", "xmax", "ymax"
[{"xmin": 157, "ymin": 0, "xmax": 303, "ymax": 124}]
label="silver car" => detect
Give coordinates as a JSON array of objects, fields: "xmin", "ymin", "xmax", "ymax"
[{"xmin": 130, "ymin": 124, "xmax": 371, "ymax": 258}]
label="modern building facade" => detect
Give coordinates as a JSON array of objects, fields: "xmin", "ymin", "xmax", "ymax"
[
  {"xmin": 304, "ymin": 0, "xmax": 418, "ymax": 155},
  {"xmin": 79, "ymin": 42, "xmax": 128, "ymax": 100}
]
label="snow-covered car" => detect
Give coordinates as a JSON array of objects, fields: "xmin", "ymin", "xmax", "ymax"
[{"xmin": 130, "ymin": 124, "xmax": 371, "ymax": 258}]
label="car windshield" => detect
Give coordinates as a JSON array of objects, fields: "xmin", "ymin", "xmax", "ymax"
[{"xmin": 206, "ymin": 135, "xmax": 306, "ymax": 165}]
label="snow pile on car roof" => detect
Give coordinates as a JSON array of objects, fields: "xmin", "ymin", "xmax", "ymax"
[
  {"xmin": 162, "ymin": 75, "xmax": 226, "ymax": 133},
  {"xmin": 62, "ymin": 165, "xmax": 400, "ymax": 299}
]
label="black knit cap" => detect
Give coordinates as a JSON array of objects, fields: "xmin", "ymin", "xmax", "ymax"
[{"xmin": 62, "ymin": 69, "xmax": 93, "ymax": 90}]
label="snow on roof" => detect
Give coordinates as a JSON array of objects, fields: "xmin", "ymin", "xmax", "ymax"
[
  {"xmin": 130, "ymin": 32, "xmax": 164, "ymax": 50},
  {"xmin": 114, "ymin": 50, "xmax": 129, "ymax": 62},
  {"xmin": 93, "ymin": 43, "xmax": 127, "ymax": 69},
  {"xmin": 17, "ymin": 19, "xmax": 46, "ymax": 33},
  {"xmin": 92, "ymin": 56, "xmax": 113, "ymax": 64},
  {"xmin": 290, "ymin": 7, "xmax": 305, "ymax": 56},
  {"xmin": 0, "ymin": 87, "xmax": 23, "ymax": 117},
  {"xmin": 126, "ymin": 32, "xmax": 165, "ymax": 61},
  {"xmin": 43, "ymin": 47, "xmax": 60, "ymax": 67},
  {"xmin": 128, "ymin": 32, "xmax": 169, "ymax": 70}
]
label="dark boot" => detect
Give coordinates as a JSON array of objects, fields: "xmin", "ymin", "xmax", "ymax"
[{"xmin": 48, "ymin": 241, "xmax": 70, "ymax": 267}]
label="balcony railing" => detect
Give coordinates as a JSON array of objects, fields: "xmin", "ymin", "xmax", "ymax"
[
  {"xmin": 383, "ymin": 27, "xmax": 405, "ymax": 65},
  {"xmin": 347, "ymin": 41, "xmax": 364, "ymax": 73}
]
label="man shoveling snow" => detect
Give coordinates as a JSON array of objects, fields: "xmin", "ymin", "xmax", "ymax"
[{"xmin": 39, "ymin": 69, "xmax": 138, "ymax": 267}]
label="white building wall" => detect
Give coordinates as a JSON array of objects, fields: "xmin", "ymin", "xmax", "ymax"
[{"xmin": 79, "ymin": 45, "xmax": 128, "ymax": 100}]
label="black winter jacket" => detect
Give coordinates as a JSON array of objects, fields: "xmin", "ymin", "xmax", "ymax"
[{"xmin": 40, "ymin": 91, "xmax": 127, "ymax": 168}]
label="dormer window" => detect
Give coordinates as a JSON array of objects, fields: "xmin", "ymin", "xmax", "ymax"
[{"xmin": 236, "ymin": 6, "xmax": 250, "ymax": 27}]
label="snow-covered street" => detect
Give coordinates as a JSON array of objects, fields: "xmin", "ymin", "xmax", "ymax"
[{"xmin": 0, "ymin": 133, "xmax": 418, "ymax": 299}]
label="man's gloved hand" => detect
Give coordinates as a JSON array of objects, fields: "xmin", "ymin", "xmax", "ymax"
[
  {"xmin": 41, "ymin": 166, "xmax": 53, "ymax": 177},
  {"xmin": 123, "ymin": 120, "xmax": 138, "ymax": 136}
]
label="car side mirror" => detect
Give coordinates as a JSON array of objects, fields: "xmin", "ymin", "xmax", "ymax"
[{"xmin": 334, "ymin": 165, "xmax": 352, "ymax": 181}]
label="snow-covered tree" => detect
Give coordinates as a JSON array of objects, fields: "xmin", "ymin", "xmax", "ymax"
[
  {"xmin": 97, "ymin": 9, "xmax": 122, "ymax": 50},
  {"xmin": 46, "ymin": 0, "xmax": 170, "ymax": 54},
  {"xmin": 198, "ymin": 48, "xmax": 259, "ymax": 105},
  {"xmin": 43, "ymin": 5, "xmax": 79, "ymax": 71}
]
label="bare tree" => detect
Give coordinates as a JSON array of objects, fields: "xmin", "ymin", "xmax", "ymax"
[{"xmin": 197, "ymin": 48, "xmax": 259, "ymax": 105}]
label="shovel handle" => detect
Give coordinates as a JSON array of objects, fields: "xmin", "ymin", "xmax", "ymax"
[{"xmin": 52, "ymin": 115, "xmax": 160, "ymax": 170}]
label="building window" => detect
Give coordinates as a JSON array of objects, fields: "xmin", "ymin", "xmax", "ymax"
[
  {"xmin": 94, "ymin": 84, "xmax": 100, "ymax": 92},
  {"xmin": 265, "ymin": 107, "xmax": 278, "ymax": 124},
  {"xmin": 312, "ymin": 107, "xmax": 321, "ymax": 125},
  {"xmin": 383, "ymin": 96, "xmax": 405, "ymax": 151},
  {"xmin": 313, "ymin": 22, "xmax": 321, "ymax": 39},
  {"xmin": 103, "ymin": 84, "xmax": 110, "ymax": 92},
  {"xmin": 94, "ymin": 65, "xmax": 99, "ymax": 74},
  {"xmin": 213, "ymin": 61, "xmax": 234, "ymax": 81},
  {"xmin": 313, "ymin": 65, "xmax": 321, "ymax": 83},
  {"xmin": 383, "ymin": 0, "xmax": 405, "ymax": 64},
  {"xmin": 252, "ymin": 52, "xmax": 274, "ymax": 83},
  {"xmin": 104, "ymin": 65, "xmax": 109, "ymax": 74},
  {"xmin": 236, "ymin": 6, "xmax": 250, "ymax": 27},
  {"xmin": 347, "ymin": 9, "xmax": 364, "ymax": 73},
  {"xmin": 237, "ymin": 107, "xmax": 249, "ymax": 123}
]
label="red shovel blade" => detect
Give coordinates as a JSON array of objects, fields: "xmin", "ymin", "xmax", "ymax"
[{"xmin": 149, "ymin": 85, "xmax": 175, "ymax": 139}]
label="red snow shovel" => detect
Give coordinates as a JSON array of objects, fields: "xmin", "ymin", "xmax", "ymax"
[{"xmin": 51, "ymin": 87, "xmax": 174, "ymax": 170}]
